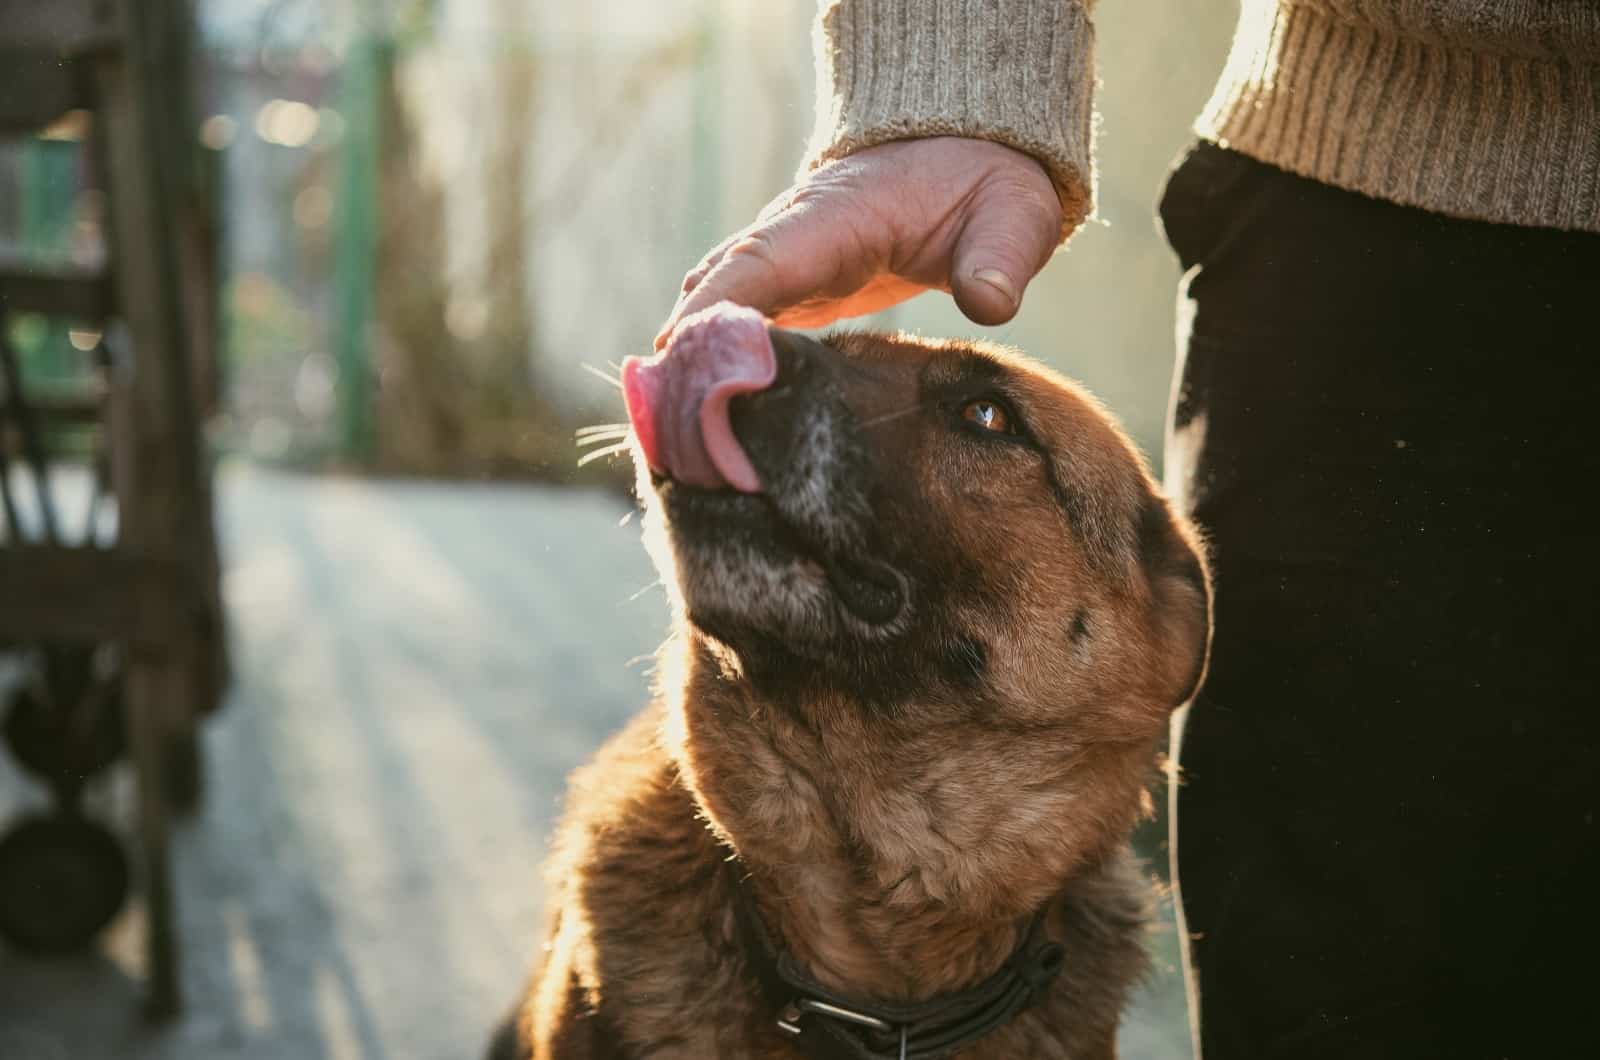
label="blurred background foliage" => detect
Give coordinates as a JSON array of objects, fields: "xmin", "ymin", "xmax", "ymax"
[{"xmin": 4, "ymin": 0, "xmax": 1236, "ymax": 485}]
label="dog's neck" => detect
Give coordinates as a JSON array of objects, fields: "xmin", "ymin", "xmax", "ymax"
[{"xmin": 665, "ymin": 640, "xmax": 1150, "ymax": 1003}]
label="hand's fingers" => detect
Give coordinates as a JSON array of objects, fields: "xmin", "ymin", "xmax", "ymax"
[
  {"xmin": 755, "ymin": 187, "xmax": 797, "ymax": 223},
  {"xmin": 655, "ymin": 236, "xmax": 741, "ymax": 348},
  {"xmin": 660, "ymin": 230, "xmax": 788, "ymax": 339},
  {"xmin": 770, "ymin": 274, "xmax": 927, "ymax": 330},
  {"xmin": 680, "ymin": 245, "xmax": 725, "ymax": 296},
  {"xmin": 658, "ymin": 206, "xmax": 872, "ymax": 342},
  {"xmin": 655, "ymin": 191, "xmax": 802, "ymax": 349},
  {"xmin": 948, "ymin": 180, "xmax": 1062, "ymax": 327}
]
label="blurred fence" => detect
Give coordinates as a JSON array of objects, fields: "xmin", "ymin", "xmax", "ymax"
[{"xmin": 2, "ymin": 0, "xmax": 1236, "ymax": 481}]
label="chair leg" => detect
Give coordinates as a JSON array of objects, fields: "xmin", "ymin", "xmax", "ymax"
[
  {"xmin": 124, "ymin": 654, "xmax": 181, "ymax": 1020},
  {"xmin": 95, "ymin": 3, "xmax": 206, "ymax": 1013}
]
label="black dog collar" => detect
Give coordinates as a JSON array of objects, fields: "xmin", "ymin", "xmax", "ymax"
[{"xmin": 729, "ymin": 866, "xmax": 1066, "ymax": 1060}]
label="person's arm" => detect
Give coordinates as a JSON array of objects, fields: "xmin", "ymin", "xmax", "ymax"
[{"xmin": 658, "ymin": 0, "xmax": 1097, "ymax": 343}]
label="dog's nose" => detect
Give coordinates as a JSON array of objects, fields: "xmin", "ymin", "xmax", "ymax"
[{"xmin": 622, "ymin": 303, "xmax": 777, "ymax": 492}]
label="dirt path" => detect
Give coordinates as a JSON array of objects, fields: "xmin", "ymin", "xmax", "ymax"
[{"xmin": 0, "ymin": 466, "xmax": 1188, "ymax": 1059}]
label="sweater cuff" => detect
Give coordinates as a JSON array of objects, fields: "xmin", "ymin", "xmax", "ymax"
[{"xmin": 804, "ymin": 0, "xmax": 1097, "ymax": 243}]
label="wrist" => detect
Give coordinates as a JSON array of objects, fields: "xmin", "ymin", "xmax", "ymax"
[{"xmin": 805, "ymin": 0, "xmax": 1096, "ymax": 243}]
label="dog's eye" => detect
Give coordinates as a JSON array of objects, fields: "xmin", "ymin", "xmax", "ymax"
[{"xmin": 961, "ymin": 399, "xmax": 1013, "ymax": 434}]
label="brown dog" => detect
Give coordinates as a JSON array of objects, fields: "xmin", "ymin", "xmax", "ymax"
[{"xmin": 490, "ymin": 305, "xmax": 1210, "ymax": 1059}]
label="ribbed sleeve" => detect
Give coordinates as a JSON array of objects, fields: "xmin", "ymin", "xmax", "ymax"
[
  {"xmin": 804, "ymin": 0, "xmax": 1098, "ymax": 242},
  {"xmin": 1198, "ymin": 2, "xmax": 1600, "ymax": 234}
]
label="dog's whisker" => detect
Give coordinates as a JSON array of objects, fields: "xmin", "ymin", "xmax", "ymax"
[
  {"xmin": 626, "ymin": 578, "xmax": 662, "ymax": 602},
  {"xmin": 618, "ymin": 509, "xmax": 637, "ymax": 527},
  {"xmin": 582, "ymin": 362, "xmax": 624, "ymax": 389},
  {"xmin": 576, "ymin": 430, "xmax": 632, "ymax": 448},
  {"xmin": 576, "ymin": 422, "xmax": 630, "ymax": 437},
  {"xmin": 576, "ymin": 440, "xmax": 633, "ymax": 466}
]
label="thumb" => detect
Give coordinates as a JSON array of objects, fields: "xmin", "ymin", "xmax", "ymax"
[{"xmin": 949, "ymin": 187, "xmax": 1061, "ymax": 327}]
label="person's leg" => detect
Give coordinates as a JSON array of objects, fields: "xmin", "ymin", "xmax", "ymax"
[{"xmin": 1159, "ymin": 142, "xmax": 1600, "ymax": 1059}]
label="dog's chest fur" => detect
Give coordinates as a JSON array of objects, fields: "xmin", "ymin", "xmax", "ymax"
[{"xmin": 516, "ymin": 705, "xmax": 1151, "ymax": 1060}]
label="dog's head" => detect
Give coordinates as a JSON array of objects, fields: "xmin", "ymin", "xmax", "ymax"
[{"xmin": 624, "ymin": 304, "xmax": 1209, "ymax": 738}]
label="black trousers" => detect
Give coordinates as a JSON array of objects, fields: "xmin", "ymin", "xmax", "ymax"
[{"xmin": 1160, "ymin": 143, "xmax": 1600, "ymax": 1059}]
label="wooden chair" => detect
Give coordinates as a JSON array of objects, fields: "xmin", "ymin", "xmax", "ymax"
[{"xmin": 0, "ymin": 0, "xmax": 224, "ymax": 1018}]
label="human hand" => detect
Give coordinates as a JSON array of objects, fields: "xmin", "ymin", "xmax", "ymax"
[{"xmin": 655, "ymin": 137, "xmax": 1064, "ymax": 348}]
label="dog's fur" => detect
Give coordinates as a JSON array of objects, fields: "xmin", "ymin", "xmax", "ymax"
[{"xmin": 491, "ymin": 329, "xmax": 1210, "ymax": 1059}]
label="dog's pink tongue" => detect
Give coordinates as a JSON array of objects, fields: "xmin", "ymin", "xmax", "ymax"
[{"xmin": 622, "ymin": 303, "xmax": 776, "ymax": 492}]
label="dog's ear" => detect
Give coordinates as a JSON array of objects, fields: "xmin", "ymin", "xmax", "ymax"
[{"xmin": 1137, "ymin": 492, "xmax": 1212, "ymax": 709}]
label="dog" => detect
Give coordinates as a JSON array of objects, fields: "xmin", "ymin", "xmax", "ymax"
[{"xmin": 490, "ymin": 303, "xmax": 1210, "ymax": 1059}]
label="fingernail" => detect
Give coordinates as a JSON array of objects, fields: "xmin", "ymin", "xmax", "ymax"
[{"xmin": 972, "ymin": 268, "xmax": 1018, "ymax": 307}]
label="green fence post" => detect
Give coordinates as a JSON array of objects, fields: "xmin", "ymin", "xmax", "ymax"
[{"xmin": 333, "ymin": 32, "xmax": 386, "ymax": 463}]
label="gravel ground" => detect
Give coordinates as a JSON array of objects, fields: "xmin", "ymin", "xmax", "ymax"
[{"xmin": 0, "ymin": 465, "xmax": 1190, "ymax": 1059}]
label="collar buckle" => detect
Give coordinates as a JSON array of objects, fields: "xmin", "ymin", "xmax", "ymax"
[
  {"xmin": 778, "ymin": 999, "xmax": 910, "ymax": 1060},
  {"xmin": 778, "ymin": 996, "xmax": 897, "ymax": 1035}
]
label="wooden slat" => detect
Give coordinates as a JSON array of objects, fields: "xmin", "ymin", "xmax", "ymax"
[
  {"xmin": 0, "ymin": 250, "xmax": 114, "ymax": 319},
  {"xmin": 22, "ymin": 381, "xmax": 107, "ymax": 422},
  {"xmin": 0, "ymin": 544, "xmax": 186, "ymax": 648},
  {"xmin": 0, "ymin": 52, "xmax": 86, "ymax": 132},
  {"xmin": 0, "ymin": 0, "xmax": 119, "ymax": 53}
]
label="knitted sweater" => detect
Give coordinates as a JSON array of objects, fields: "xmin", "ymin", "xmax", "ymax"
[{"xmin": 804, "ymin": 0, "xmax": 1600, "ymax": 237}]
